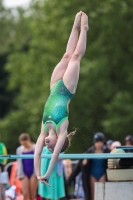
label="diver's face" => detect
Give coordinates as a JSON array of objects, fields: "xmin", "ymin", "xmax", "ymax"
[{"xmin": 45, "ymin": 136, "xmax": 57, "ymax": 152}]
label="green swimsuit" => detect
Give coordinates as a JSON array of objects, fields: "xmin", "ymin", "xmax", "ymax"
[{"xmin": 42, "ymin": 79, "xmax": 74, "ymax": 133}]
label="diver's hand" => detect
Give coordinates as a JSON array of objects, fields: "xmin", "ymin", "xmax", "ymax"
[
  {"xmin": 37, "ymin": 175, "xmax": 51, "ymax": 187},
  {"xmin": 37, "ymin": 175, "xmax": 42, "ymax": 181}
]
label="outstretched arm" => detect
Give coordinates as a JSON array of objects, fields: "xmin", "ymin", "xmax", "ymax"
[
  {"xmin": 40, "ymin": 130, "xmax": 68, "ymax": 181},
  {"xmin": 34, "ymin": 122, "xmax": 48, "ymax": 178}
]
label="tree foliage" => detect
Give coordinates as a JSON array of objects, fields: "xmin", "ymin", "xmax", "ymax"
[
  {"xmin": 0, "ymin": 0, "xmax": 15, "ymax": 118},
  {"xmin": 0, "ymin": 0, "xmax": 133, "ymax": 153}
]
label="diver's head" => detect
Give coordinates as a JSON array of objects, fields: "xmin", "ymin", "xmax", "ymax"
[
  {"xmin": 45, "ymin": 134, "xmax": 57, "ymax": 152},
  {"xmin": 45, "ymin": 130, "xmax": 76, "ymax": 153}
]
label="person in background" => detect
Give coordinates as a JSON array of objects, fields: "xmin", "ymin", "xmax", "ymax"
[
  {"xmin": 67, "ymin": 132, "xmax": 110, "ymax": 200},
  {"xmin": 63, "ymin": 159, "xmax": 72, "ymax": 181},
  {"xmin": 124, "ymin": 135, "xmax": 133, "ymax": 146},
  {"xmin": 87, "ymin": 132, "xmax": 109, "ymax": 200},
  {"xmin": 124, "ymin": 135, "xmax": 133, "ymax": 152},
  {"xmin": 0, "ymin": 135, "xmax": 8, "ymax": 171},
  {"xmin": 73, "ymin": 172, "xmax": 85, "ymax": 199},
  {"xmin": 16, "ymin": 133, "xmax": 38, "ymax": 200},
  {"xmin": 106, "ymin": 140, "xmax": 114, "ymax": 151},
  {"xmin": 62, "ymin": 159, "xmax": 72, "ymax": 199},
  {"xmin": 9, "ymin": 161, "xmax": 22, "ymax": 198},
  {"xmin": 111, "ymin": 141, "xmax": 121, "ymax": 150},
  {"xmin": 38, "ymin": 146, "xmax": 65, "ymax": 200},
  {"xmin": 0, "ymin": 134, "xmax": 8, "ymax": 200}
]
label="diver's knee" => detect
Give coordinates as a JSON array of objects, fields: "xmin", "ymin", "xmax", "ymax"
[
  {"xmin": 63, "ymin": 52, "xmax": 72, "ymax": 60},
  {"xmin": 71, "ymin": 52, "xmax": 81, "ymax": 60}
]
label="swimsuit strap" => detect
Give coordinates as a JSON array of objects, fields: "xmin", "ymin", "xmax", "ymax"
[
  {"xmin": 44, "ymin": 117, "xmax": 68, "ymax": 133},
  {"xmin": 44, "ymin": 120, "xmax": 57, "ymax": 133}
]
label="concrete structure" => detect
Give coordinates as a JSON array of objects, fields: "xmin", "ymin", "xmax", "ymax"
[
  {"xmin": 95, "ymin": 182, "xmax": 133, "ymax": 200},
  {"xmin": 107, "ymin": 169, "xmax": 133, "ymax": 181}
]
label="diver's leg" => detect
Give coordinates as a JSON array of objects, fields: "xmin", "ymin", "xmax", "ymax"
[
  {"xmin": 50, "ymin": 12, "xmax": 82, "ymax": 89},
  {"xmin": 63, "ymin": 12, "xmax": 88, "ymax": 94}
]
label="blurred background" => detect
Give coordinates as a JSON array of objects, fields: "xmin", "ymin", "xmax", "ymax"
[{"xmin": 0, "ymin": 0, "xmax": 133, "ymax": 154}]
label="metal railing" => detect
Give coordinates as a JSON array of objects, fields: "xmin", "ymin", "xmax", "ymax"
[{"xmin": 0, "ymin": 153, "xmax": 133, "ymax": 159}]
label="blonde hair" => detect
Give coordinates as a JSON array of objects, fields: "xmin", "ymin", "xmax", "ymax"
[{"xmin": 60, "ymin": 129, "xmax": 76, "ymax": 152}]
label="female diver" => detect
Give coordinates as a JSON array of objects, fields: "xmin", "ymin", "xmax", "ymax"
[{"xmin": 34, "ymin": 11, "xmax": 88, "ymax": 186}]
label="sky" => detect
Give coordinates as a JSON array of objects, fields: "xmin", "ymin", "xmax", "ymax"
[{"xmin": 3, "ymin": 0, "xmax": 31, "ymax": 8}]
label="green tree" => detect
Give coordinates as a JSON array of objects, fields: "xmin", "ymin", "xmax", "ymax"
[{"xmin": 0, "ymin": 0, "xmax": 15, "ymax": 118}]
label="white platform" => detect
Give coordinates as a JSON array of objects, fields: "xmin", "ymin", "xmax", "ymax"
[
  {"xmin": 95, "ymin": 182, "xmax": 133, "ymax": 200},
  {"xmin": 107, "ymin": 169, "xmax": 133, "ymax": 181}
]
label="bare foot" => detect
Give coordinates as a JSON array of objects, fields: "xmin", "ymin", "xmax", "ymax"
[
  {"xmin": 73, "ymin": 11, "xmax": 82, "ymax": 30},
  {"xmin": 81, "ymin": 12, "xmax": 89, "ymax": 31}
]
